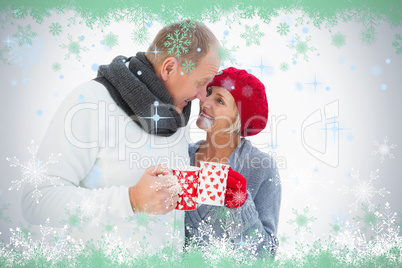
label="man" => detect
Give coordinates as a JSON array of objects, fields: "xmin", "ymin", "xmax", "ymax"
[{"xmin": 21, "ymin": 20, "xmax": 221, "ymax": 253}]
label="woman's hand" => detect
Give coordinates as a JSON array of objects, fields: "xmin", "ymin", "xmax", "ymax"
[{"xmin": 225, "ymin": 167, "xmax": 247, "ymax": 208}]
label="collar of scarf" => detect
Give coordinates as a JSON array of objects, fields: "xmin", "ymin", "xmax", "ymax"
[{"xmin": 94, "ymin": 52, "xmax": 191, "ymax": 137}]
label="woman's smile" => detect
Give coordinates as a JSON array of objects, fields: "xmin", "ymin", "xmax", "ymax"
[{"xmin": 199, "ymin": 110, "xmax": 214, "ymax": 120}]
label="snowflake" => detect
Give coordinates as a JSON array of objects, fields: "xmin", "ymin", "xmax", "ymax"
[
  {"xmin": 103, "ymin": 31, "xmax": 119, "ymax": 49},
  {"xmin": 179, "ymin": 20, "xmax": 196, "ymax": 35},
  {"xmin": 12, "ymin": 24, "xmax": 37, "ymax": 46},
  {"xmin": 278, "ymin": 233, "xmax": 290, "ymax": 245},
  {"xmin": 0, "ymin": 45, "xmax": 10, "ymax": 64},
  {"xmin": 372, "ymin": 202, "xmax": 400, "ymax": 244},
  {"xmin": 341, "ymin": 168, "xmax": 390, "ymax": 213},
  {"xmin": 208, "ymin": 207, "xmax": 231, "ymax": 226},
  {"xmin": 131, "ymin": 26, "xmax": 149, "ymax": 46},
  {"xmin": 66, "ymin": 188, "xmax": 107, "ymax": 226},
  {"xmin": 6, "ymin": 140, "xmax": 62, "ymax": 204},
  {"xmin": 60, "ymin": 207, "xmax": 90, "ymax": 234},
  {"xmin": 354, "ymin": 203, "xmax": 380, "ymax": 234},
  {"xmin": 10, "ymin": 7, "xmax": 27, "ymax": 20},
  {"xmin": 329, "ymin": 218, "xmax": 344, "ymax": 235},
  {"xmin": 0, "ymin": 203, "xmax": 11, "ymax": 223},
  {"xmin": 277, "ymin": 22, "xmax": 290, "ymax": 36},
  {"xmin": 52, "ymin": 62, "xmax": 61, "ymax": 72},
  {"xmin": 187, "ymin": 216, "xmax": 262, "ymax": 264},
  {"xmin": 7, "ymin": 37, "xmax": 43, "ymax": 74},
  {"xmin": 60, "ymin": 34, "xmax": 88, "ymax": 61},
  {"xmin": 182, "ymin": 60, "xmax": 195, "ymax": 73},
  {"xmin": 287, "ymin": 34, "xmax": 316, "ymax": 62},
  {"xmin": 101, "ymin": 220, "xmax": 117, "ymax": 234},
  {"xmin": 360, "ymin": 27, "xmax": 377, "ymax": 46},
  {"xmin": 217, "ymin": 36, "xmax": 239, "ymax": 66},
  {"xmin": 331, "ymin": 31, "xmax": 346, "ymax": 48},
  {"xmin": 392, "ymin": 33, "xmax": 402, "ymax": 55},
  {"xmin": 226, "ymin": 183, "xmax": 247, "ymax": 208},
  {"xmin": 126, "ymin": 205, "xmax": 160, "ymax": 235},
  {"xmin": 372, "ymin": 136, "xmax": 397, "ymax": 163},
  {"xmin": 6, "ymin": 218, "xmax": 79, "ymax": 265},
  {"xmin": 164, "ymin": 29, "xmax": 191, "ymax": 57},
  {"xmin": 240, "ymin": 24, "xmax": 265, "ymax": 46},
  {"xmin": 18, "ymin": 222, "xmax": 35, "ymax": 239},
  {"xmin": 242, "ymin": 85, "xmax": 253, "ymax": 97},
  {"xmin": 279, "ymin": 62, "xmax": 289, "ymax": 72},
  {"xmin": 287, "ymin": 207, "xmax": 317, "ymax": 234},
  {"xmin": 49, "ymin": 22, "xmax": 62, "ymax": 36}
]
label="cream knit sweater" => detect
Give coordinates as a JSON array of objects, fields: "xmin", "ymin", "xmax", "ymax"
[{"xmin": 21, "ymin": 80, "xmax": 189, "ymax": 253}]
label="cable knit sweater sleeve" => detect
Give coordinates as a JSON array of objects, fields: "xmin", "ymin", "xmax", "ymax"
[
  {"xmin": 21, "ymin": 81, "xmax": 134, "ymax": 227},
  {"xmin": 227, "ymin": 167, "xmax": 281, "ymax": 257}
]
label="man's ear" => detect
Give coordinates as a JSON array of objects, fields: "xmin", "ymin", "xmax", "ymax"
[{"xmin": 160, "ymin": 57, "xmax": 179, "ymax": 82}]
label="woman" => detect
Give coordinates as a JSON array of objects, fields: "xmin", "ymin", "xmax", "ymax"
[{"xmin": 185, "ymin": 67, "xmax": 281, "ymax": 258}]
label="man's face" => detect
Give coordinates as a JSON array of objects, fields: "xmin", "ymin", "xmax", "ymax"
[{"xmin": 164, "ymin": 49, "xmax": 220, "ymax": 114}]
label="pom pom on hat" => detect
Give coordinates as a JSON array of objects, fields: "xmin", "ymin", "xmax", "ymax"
[{"xmin": 207, "ymin": 67, "xmax": 268, "ymax": 137}]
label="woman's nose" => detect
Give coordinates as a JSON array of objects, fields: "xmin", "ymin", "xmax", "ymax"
[{"xmin": 200, "ymin": 94, "xmax": 212, "ymax": 107}]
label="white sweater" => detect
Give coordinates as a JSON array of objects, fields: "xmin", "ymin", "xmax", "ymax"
[{"xmin": 21, "ymin": 80, "xmax": 190, "ymax": 253}]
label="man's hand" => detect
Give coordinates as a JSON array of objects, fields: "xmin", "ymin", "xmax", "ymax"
[{"xmin": 129, "ymin": 165, "xmax": 181, "ymax": 215}]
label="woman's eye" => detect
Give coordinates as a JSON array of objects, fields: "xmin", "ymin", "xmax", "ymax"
[
  {"xmin": 206, "ymin": 88, "xmax": 212, "ymax": 96},
  {"xmin": 218, "ymin": 99, "xmax": 224, "ymax": 105}
]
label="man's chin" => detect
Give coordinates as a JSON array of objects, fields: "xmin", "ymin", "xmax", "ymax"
[
  {"xmin": 174, "ymin": 101, "xmax": 190, "ymax": 114},
  {"xmin": 173, "ymin": 105, "xmax": 184, "ymax": 114}
]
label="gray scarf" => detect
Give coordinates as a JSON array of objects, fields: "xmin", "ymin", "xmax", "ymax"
[{"xmin": 94, "ymin": 52, "xmax": 191, "ymax": 137}]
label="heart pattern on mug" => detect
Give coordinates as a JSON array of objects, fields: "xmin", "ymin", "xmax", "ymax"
[
  {"xmin": 196, "ymin": 161, "xmax": 230, "ymax": 207},
  {"xmin": 174, "ymin": 168, "xmax": 200, "ymax": 211}
]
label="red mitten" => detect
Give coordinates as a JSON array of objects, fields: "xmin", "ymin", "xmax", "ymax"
[{"xmin": 224, "ymin": 167, "xmax": 247, "ymax": 208}]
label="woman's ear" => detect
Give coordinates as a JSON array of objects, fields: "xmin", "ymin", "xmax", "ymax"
[{"xmin": 160, "ymin": 57, "xmax": 179, "ymax": 82}]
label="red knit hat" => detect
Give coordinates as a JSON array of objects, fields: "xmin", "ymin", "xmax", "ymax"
[{"xmin": 206, "ymin": 67, "xmax": 268, "ymax": 137}]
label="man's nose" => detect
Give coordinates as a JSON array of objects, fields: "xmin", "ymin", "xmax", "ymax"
[
  {"xmin": 200, "ymin": 95, "xmax": 211, "ymax": 109},
  {"xmin": 195, "ymin": 87, "xmax": 207, "ymax": 102}
]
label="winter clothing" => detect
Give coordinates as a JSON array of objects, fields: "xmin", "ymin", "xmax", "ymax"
[
  {"xmin": 185, "ymin": 139, "xmax": 281, "ymax": 257},
  {"xmin": 225, "ymin": 167, "xmax": 248, "ymax": 208},
  {"xmin": 95, "ymin": 52, "xmax": 191, "ymax": 137},
  {"xmin": 21, "ymin": 53, "xmax": 190, "ymax": 254},
  {"xmin": 207, "ymin": 67, "xmax": 268, "ymax": 137}
]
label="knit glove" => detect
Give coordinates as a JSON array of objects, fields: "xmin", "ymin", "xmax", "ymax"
[{"xmin": 224, "ymin": 167, "xmax": 247, "ymax": 208}]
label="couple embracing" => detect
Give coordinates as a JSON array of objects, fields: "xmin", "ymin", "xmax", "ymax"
[{"xmin": 22, "ymin": 20, "xmax": 281, "ymax": 258}]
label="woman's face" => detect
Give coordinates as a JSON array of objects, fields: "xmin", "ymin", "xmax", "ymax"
[{"xmin": 196, "ymin": 86, "xmax": 238, "ymax": 134}]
